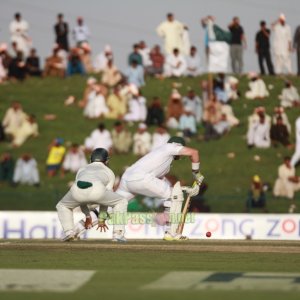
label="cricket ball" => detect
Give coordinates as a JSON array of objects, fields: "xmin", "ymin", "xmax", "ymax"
[{"xmin": 206, "ymin": 231, "xmax": 211, "ymax": 238}]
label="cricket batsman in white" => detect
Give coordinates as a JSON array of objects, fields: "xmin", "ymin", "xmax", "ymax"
[
  {"xmin": 56, "ymin": 148, "xmax": 128, "ymax": 242},
  {"xmin": 74, "ymin": 136, "xmax": 203, "ymax": 241}
]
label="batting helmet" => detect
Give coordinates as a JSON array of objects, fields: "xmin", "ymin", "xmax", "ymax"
[
  {"xmin": 167, "ymin": 136, "xmax": 186, "ymax": 146},
  {"xmin": 90, "ymin": 148, "xmax": 109, "ymax": 164}
]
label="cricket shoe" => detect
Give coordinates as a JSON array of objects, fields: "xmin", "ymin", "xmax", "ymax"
[
  {"xmin": 62, "ymin": 234, "xmax": 75, "ymax": 242},
  {"xmin": 163, "ymin": 231, "xmax": 189, "ymax": 241},
  {"xmin": 112, "ymin": 230, "xmax": 127, "ymax": 243}
]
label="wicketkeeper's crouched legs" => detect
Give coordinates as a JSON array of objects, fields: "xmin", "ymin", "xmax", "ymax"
[{"xmin": 56, "ymin": 190, "xmax": 78, "ymax": 236}]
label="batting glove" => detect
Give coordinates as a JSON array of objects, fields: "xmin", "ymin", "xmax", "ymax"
[
  {"xmin": 184, "ymin": 181, "xmax": 200, "ymax": 197},
  {"xmin": 192, "ymin": 171, "xmax": 204, "ymax": 186}
]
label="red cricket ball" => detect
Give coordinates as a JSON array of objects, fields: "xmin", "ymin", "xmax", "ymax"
[{"xmin": 206, "ymin": 231, "xmax": 211, "ymax": 238}]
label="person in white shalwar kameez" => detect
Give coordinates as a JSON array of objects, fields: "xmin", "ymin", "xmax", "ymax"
[
  {"xmin": 271, "ymin": 14, "xmax": 293, "ymax": 74},
  {"xmin": 273, "ymin": 156, "xmax": 300, "ymax": 200},
  {"xmin": 12, "ymin": 114, "xmax": 39, "ymax": 147},
  {"xmin": 156, "ymin": 13, "xmax": 185, "ymax": 54},
  {"xmin": 83, "ymin": 85, "xmax": 108, "ymax": 119},
  {"xmin": 2, "ymin": 102, "xmax": 27, "ymax": 137},
  {"xmin": 247, "ymin": 115, "xmax": 271, "ymax": 148},
  {"xmin": 84, "ymin": 123, "xmax": 113, "ymax": 151},
  {"xmin": 133, "ymin": 123, "xmax": 152, "ymax": 156},
  {"xmin": 9, "ymin": 13, "xmax": 31, "ymax": 57},
  {"xmin": 164, "ymin": 48, "xmax": 187, "ymax": 77},
  {"xmin": 94, "ymin": 45, "xmax": 113, "ymax": 73},
  {"xmin": 186, "ymin": 46, "xmax": 201, "ymax": 77},
  {"xmin": 13, "ymin": 154, "xmax": 39, "ymax": 186},
  {"xmin": 278, "ymin": 81, "xmax": 300, "ymax": 108},
  {"xmin": 245, "ymin": 72, "xmax": 269, "ymax": 99},
  {"xmin": 291, "ymin": 117, "xmax": 300, "ymax": 167},
  {"xmin": 151, "ymin": 126, "xmax": 170, "ymax": 150},
  {"xmin": 62, "ymin": 144, "xmax": 87, "ymax": 174},
  {"xmin": 123, "ymin": 94, "xmax": 146, "ymax": 122}
]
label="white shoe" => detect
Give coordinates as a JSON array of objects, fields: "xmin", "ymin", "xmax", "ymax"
[
  {"xmin": 62, "ymin": 234, "xmax": 75, "ymax": 242},
  {"xmin": 163, "ymin": 231, "xmax": 189, "ymax": 241},
  {"xmin": 112, "ymin": 230, "xmax": 127, "ymax": 243}
]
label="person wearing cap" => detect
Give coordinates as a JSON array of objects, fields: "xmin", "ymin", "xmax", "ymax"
[
  {"xmin": 132, "ymin": 123, "xmax": 151, "ymax": 156},
  {"xmin": 246, "ymin": 175, "xmax": 267, "ymax": 212},
  {"xmin": 156, "ymin": 13, "xmax": 185, "ymax": 54},
  {"xmin": 54, "ymin": 13, "xmax": 69, "ymax": 51},
  {"xmin": 247, "ymin": 113, "xmax": 271, "ymax": 149},
  {"xmin": 271, "ymin": 14, "xmax": 292, "ymax": 74},
  {"xmin": 273, "ymin": 156, "xmax": 300, "ymax": 213},
  {"xmin": 115, "ymin": 135, "xmax": 203, "ymax": 241},
  {"xmin": 182, "ymin": 89, "xmax": 202, "ymax": 124},
  {"xmin": 72, "ymin": 17, "xmax": 90, "ymax": 46},
  {"xmin": 56, "ymin": 148, "xmax": 128, "ymax": 242},
  {"xmin": 94, "ymin": 44, "xmax": 113, "ymax": 73},
  {"xmin": 245, "ymin": 72, "xmax": 269, "ymax": 99},
  {"xmin": 101, "ymin": 58, "xmax": 122, "ymax": 87},
  {"xmin": 166, "ymin": 89, "xmax": 184, "ymax": 129},
  {"xmin": 46, "ymin": 138, "xmax": 66, "ymax": 177}
]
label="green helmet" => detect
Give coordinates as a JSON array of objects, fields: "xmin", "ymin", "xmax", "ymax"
[
  {"xmin": 167, "ymin": 136, "xmax": 186, "ymax": 146},
  {"xmin": 90, "ymin": 148, "xmax": 109, "ymax": 164}
]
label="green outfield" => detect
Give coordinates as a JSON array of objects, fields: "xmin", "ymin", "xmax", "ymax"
[
  {"xmin": 0, "ymin": 75, "xmax": 300, "ymax": 212},
  {"xmin": 0, "ymin": 239, "xmax": 300, "ymax": 300}
]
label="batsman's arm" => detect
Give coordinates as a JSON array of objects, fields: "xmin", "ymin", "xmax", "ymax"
[{"xmin": 178, "ymin": 147, "xmax": 203, "ymax": 184}]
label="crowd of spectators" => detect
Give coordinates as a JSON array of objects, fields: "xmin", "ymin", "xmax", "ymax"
[{"xmin": 1, "ymin": 11, "xmax": 300, "ymax": 213}]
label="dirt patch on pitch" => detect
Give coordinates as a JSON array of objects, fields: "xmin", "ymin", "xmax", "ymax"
[{"xmin": 1, "ymin": 241, "xmax": 300, "ymax": 254}]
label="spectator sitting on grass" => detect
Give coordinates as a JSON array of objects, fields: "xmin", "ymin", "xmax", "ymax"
[
  {"xmin": 101, "ymin": 58, "xmax": 122, "ymax": 88},
  {"xmin": 182, "ymin": 89, "xmax": 202, "ymax": 123},
  {"xmin": 46, "ymin": 138, "xmax": 66, "ymax": 177},
  {"xmin": 273, "ymin": 156, "xmax": 300, "ymax": 213},
  {"xmin": 278, "ymin": 81, "xmax": 300, "ymax": 108},
  {"xmin": 2, "ymin": 101, "xmax": 27, "ymax": 141},
  {"xmin": 105, "ymin": 86, "xmax": 127, "ymax": 119},
  {"xmin": 247, "ymin": 114, "xmax": 271, "ymax": 149},
  {"xmin": 78, "ymin": 76, "xmax": 97, "ymax": 108},
  {"xmin": 133, "ymin": 123, "xmax": 151, "ymax": 156},
  {"xmin": 43, "ymin": 48, "xmax": 65, "ymax": 78},
  {"xmin": 12, "ymin": 114, "xmax": 39, "ymax": 147},
  {"xmin": 94, "ymin": 44, "xmax": 113, "ymax": 73},
  {"xmin": 151, "ymin": 126, "xmax": 170, "ymax": 150},
  {"xmin": 213, "ymin": 113, "xmax": 231, "ymax": 137},
  {"xmin": 245, "ymin": 72, "xmax": 269, "ymax": 99},
  {"xmin": 111, "ymin": 121, "xmax": 132, "ymax": 154},
  {"xmin": 8, "ymin": 51, "xmax": 26, "ymax": 81},
  {"xmin": 166, "ymin": 90, "xmax": 183, "ymax": 129},
  {"xmin": 179, "ymin": 107, "xmax": 197, "ymax": 139},
  {"xmin": 164, "ymin": 48, "xmax": 187, "ymax": 77},
  {"xmin": 270, "ymin": 117, "xmax": 291, "ymax": 148},
  {"xmin": 125, "ymin": 59, "xmax": 145, "ymax": 88},
  {"xmin": 0, "ymin": 152, "xmax": 14, "ymax": 185},
  {"xmin": 12, "ymin": 153, "xmax": 39, "ymax": 186},
  {"xmin": 148, "ymin": 45, "xmax": 164, "ymax": 77},
  {"xmin": 83, "ymin": 85, "xmax": 108, "ymax": 119},
  {"xmin": 79, "ymin": 42, "xmax": 93, "ymax": 73},
  {"xmin": 146, "ymin": 96, "xmax": 165, "ymax": 126},
  {"xmin": 66, "ymin": 47, "xmax": 85, "ymax": 76},
  {"xmin": 272, "ymin": 106, "xmax": 291, "ymax": 133},
  {"xmin": 25, "ymin": 48, "xmax": 41, "ymax": 77},
  {"xmin": 128, "ymin": 43, "xmax": 143, "ymax": 66},
  {"xmin": 246, "ymin": 175, "xmax": 268, "ymax": 212},
  {"xmin": 84, "ymin": 123, "xmax": 113, "ymax": 152},
  {"xmin": 61, "ymin": 144, "xmax": 87, "ymax": 177}
]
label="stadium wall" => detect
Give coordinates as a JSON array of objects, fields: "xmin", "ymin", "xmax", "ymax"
[{"xmin": 0, "ymin": 212, "xmax": 299, "ymax": 240}]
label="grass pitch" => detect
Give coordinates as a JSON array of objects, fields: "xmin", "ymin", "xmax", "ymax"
[{"xmin": 0, "ymin": 239, "xmax": 300, "ymax": 300}]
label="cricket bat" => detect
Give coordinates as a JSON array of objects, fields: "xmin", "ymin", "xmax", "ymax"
[{"xmin": 176, "ymin": 194, "xmax": 192, "ymax": 235}]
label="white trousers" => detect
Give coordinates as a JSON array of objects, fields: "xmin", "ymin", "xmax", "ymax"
[
  {"xmin": 56, "ymin": 181, "xmax": 127, "ymax": 236},
  {"xmin": 273, "ymin": 178, "xmax": 300, "ymax": 199},
  {"xmin": 291, "ymin": 148, "xmax": 300, "ymax": 167},
  {"xmin": 274, "ymin": 53, "xmax": 292, "ymax": 74}
]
